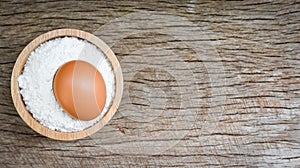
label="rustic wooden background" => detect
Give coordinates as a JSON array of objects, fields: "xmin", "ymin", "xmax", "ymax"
[{"xmin": 1, "ymin": 0, "xmax": 299, "ymax": 167}]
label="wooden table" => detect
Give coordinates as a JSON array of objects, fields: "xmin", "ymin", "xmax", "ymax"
[{"xmin": 1, "ymin": 0, "xmax": 299, "ymax": 167}]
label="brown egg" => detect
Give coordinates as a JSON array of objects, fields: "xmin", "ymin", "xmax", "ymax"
[{"xmin": 53, "ymin": 60, "xmax": 106, "ymax": 121}]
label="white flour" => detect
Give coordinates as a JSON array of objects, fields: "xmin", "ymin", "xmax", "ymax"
[{"xmin": 18, "ymin": 37, "xmax": 115, "ymax": 132}]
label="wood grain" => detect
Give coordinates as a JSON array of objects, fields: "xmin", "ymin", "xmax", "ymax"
[{"xmin": 1, "ymin": 0, "xmax": 299, "ymax": 167}]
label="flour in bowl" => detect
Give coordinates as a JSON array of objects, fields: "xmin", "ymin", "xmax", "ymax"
[{"xmin": 18, "ymin": 37, "xmax": 115, "ymax": 132}]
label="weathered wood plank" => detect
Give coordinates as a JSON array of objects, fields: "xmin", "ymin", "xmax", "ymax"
[{"xmin": 0, "ymin": 0, "xmax": 299, "ymax": 167}]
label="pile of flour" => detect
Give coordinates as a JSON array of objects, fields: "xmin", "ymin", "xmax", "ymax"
[{"xmin": 18, "ymin": 37, "xmax": 115, "ymax": 132}]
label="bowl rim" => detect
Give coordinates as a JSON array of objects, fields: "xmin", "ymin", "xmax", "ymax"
[{"xmin": 11, "ymin": 28, "xmax": 123, "ymax": 141}]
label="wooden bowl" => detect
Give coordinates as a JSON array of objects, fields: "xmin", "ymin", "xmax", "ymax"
[{"xmin": 11, "ymin": 29, "xmax": 123, "ymax": 141}]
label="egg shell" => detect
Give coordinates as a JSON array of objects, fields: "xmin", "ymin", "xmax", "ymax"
[{"xmin": 53, "ymin": 60, "xmax": 106, "ymax": 121}]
